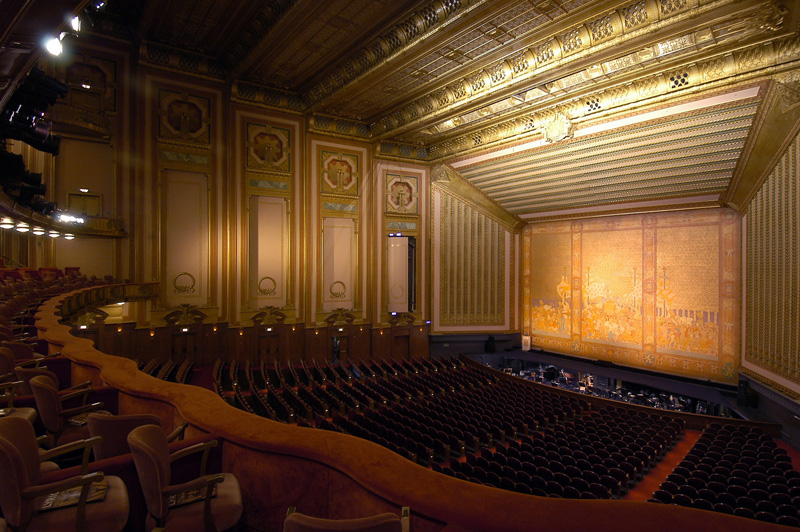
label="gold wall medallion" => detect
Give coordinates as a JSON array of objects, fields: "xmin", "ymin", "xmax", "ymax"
[
  {"xmin": 329, "ymin": 281, "xmax": 347, "ymax": 299},
  {"xmin": 172, "ymin": 272, "xmax": 196, "ymax": 294},
  {"xmin": 258, "ymin": 276, "xmax": 277, "ymax": 296}
]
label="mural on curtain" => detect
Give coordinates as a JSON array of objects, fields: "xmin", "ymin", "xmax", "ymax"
[{"xmin": 524, "ymin": 209, "xmax": 739, "ymax": 383}]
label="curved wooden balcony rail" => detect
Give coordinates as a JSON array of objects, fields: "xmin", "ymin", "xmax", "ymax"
[{"xmin": 35, "ymin": 285, "xmax": 788, "ymax": 532}]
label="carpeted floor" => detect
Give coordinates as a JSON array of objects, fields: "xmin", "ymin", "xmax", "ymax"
[{"xmin": 623, "ymin": 429, "xmax": 701, "ymax": 502}]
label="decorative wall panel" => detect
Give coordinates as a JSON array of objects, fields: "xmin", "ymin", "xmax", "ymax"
[
  {"xmin": 249, "ymin": 196, "xmax": 288, "ymax": 308},
  {"xmin": 431, "ymin": 185, "xmax": 512, "ymax": 332},
  {"xmin": 162, "ymin": 170, "xmax": 209, "ymax": 306},
  {"xmin": 375, "ymin": 160, "xmax": 428, "ymax": 325},
  {"xmin": 744, "ymin": 132, "xmax": 800, "ymax": 390},
  {"xmin": 387, "ymin": 237, "xmax": 409, "ymax": 314},
  {"xmin": 322, "ymin": 217, "xmax": 355, "ymax": 311},
  {"xmin": 246, "ymin": 122, "xmax": 291, "ymax": 174},
  {"xmin": 310, "ymin": 140, "xmax": 368, "ymax": 324},
  {"xmin": 158, "ymin": 90, "xmax": 211, "ymax": 145},
  {"xmin": 523, "ymin": 208, "xmax": 740, "ymax": 383}
]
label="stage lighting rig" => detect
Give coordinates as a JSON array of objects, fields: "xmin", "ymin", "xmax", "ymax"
[{"xmin": 0, "ymin": 67, "xmax": 68, "ymax": 155}]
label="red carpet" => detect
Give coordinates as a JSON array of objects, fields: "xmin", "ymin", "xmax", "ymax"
[{"xmin": 623, "ymin": 429, "xmax": 701, "ymax": 502}]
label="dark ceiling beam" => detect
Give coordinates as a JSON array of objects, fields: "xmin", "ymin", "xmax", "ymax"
[
  {"xmin": 304, "ymin": 0, "xmax": 509, "ymax": 115},
  {"xmin": 229, "ymin": 0, "xmax": 329, "ymax": 83}
]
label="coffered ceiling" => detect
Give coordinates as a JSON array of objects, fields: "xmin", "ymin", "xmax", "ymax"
[{"xmin": 3, "ymin": 0, "xmax": 800, "ymax": 219}]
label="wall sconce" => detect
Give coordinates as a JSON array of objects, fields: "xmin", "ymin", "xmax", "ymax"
[
  {"xmin": 239, "ymin": 329, "xmax": 244, "ymax": 336},
  {"xmin": 291, "ymin": 325, "xmax": 296, "ymax": 332},
  {"xmin": 79, "ymin": 324, "xmax": 87, "ymax": 330},
  {"xmin": 31, "ymin": 226, "xmax": 45, "ymax": 235},
  {"xmin": 315, "ymin": 329, "xmax": 319, "ymax": 335},
  {"xmin": 380, "ymin": 329, "xmax": 384, "ymax": 335},
  {"xmin": 48, "ymin": 230, "xmax": 60, "ymax": 238},
  {"xmin": 266, "ymin": 327, "xmax": 272, "ymax": 332},
  {"xmin": 117, "ymin": 326, "xmax": 122, "ymax": 333},
  {"xmin": 149, "ymin": 329, "xmax": 155, "ymax": 337},
  {"xmin": 338, "ymin": 327, "xmax": 344, "ymax": 332},
  {"xmin": 64, "ymin": 233, "xmax": 75, "ymax": 240},
  {"xmin": 0, "ymin": 218, "xmax": 14, "ymax": 229},
  {"xmin": 212, "ymin": 325, "xmax": 218, "ymax": 332},
  {"xmin": 181, "ymin": 327, "xmax": 188, "ymax": 333},
  {"xmin": 15, "ymin": 222, "xmax": 29, "ymax": 233}
]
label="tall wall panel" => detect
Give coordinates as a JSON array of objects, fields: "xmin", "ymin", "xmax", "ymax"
[
  {"xmin": 743, "ymin": 131, "xmax": 800, "ymax": 396},
  {"xmin": 431, "ymin": 168, "xmax": 516, "ymax": 333},
  {"xmin": 249, "ymin": 196, "xmax": 288, "ymax": 308},
  {"xmin": 162, "ymin": 170, "xmax": 209, "ymax": 306}
]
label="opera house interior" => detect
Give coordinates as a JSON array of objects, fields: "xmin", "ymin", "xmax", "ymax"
[{"xmin": 1, "ymin": 0, "xmax": 800, "ymax": 530}]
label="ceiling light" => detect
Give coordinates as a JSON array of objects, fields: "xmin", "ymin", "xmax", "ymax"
[
  {"xmin": 0, "ymin": 218, "xmax": 14, "ymax": 229},
  {"xmin": 15, "ymin": 222, "xmax": 29, "ymax": 232},
  {"xmin": 48, "ymin": 230, "xmax": 60, "ymax": 238},
  {"xmin": 64, "ymin": 233, "xmax": 75, "ymax": 240},
  {"xmin": 45, "ymin": 38, "xmax": 62, "ymax": 56},
  {"xmin": 79, "ymin": 188, "xmax": 89, "ymax": 193},
  {"xmin": 31, "ymin": 226, "xmax": 45, "ymax": 235}
]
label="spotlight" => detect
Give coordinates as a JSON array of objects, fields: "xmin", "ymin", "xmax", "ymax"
[{"xmin": 45, "ymin": 38, "xmax": 62, "ymax": 56}]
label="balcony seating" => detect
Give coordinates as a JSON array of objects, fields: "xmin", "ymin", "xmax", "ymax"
[
  {"xmin": 0, "ymin": 416, "xmax": 129, "ymax": 532},
  {"xmin": 127, "ymin": 424, "xmax": 242, "ymax": 532}
]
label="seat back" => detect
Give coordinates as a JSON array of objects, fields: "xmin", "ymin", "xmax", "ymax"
[
  {"xmin": 284, "ymin": 511, "xmax": 404, "ymax": 532},
  {"xmin": 0, "ymin": 417, "xmax": 41, "ymax": 486},
  {"xmin": 15, "ymin": 365, "xmax": 59, "ymax": 395},
  {"xmin": 127, "ymin": 424, "xmax": 172, "ymax": 521},
  {"xmin": 29, "ymin": 374, "xmax": 63, "ymax": 435},
  {"xmin": 88, "ymin": 413, "xmax": 162, "ymax": 460},
  {"xmin": 0, "ymin": 348, "xmax": 14, "ymax": 380},
  {"xmin": 0, "ymin": 341, "xmax": 35, "ymax": 361},
  {"xmin": 0, "ymin": 420, "xmax": 37, "ymax": 528}
]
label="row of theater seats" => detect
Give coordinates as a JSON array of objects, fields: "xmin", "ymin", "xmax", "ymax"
[
  {"xmin": 211, "ymin": 355, "xmax": 686, "ymax": 501},
  {"xmin": 137, "ymin": 357, "xmax": 195, "ymax": 384},
  {"xmin": 650, "ymin": 423, "xmax": 800, "ymax": 526},
  {"xmin": 0, "ymin": 318, "xmax": 245, "ymax": 532}
]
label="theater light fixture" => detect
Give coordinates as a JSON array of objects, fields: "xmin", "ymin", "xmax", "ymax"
[
  {"xmin": 31, "ymin": 226, "xmax": 45, "ymax": 235},
  {"xmin": 0, "ymin": 217, "xmax": 14, "ymax": 229},
  {"xmin": 45, "ymin": 38, "xmax": 62, "ymax": 56},
  {"xmin": 15, "ymin": 221, "xmax": 29, "ymax": 232},
  {"xmin": 71, "ymin": 16, "xmax": 81, "ymax": 32}
]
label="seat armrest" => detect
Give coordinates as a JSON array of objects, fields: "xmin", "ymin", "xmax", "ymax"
[
  {"xmin": 59, "ymin": 387, "xmax": 92, "ymax": 404},
  {"xmin": 169, "ymin": 439, "xmax": 218, "ymax": 476},
  {"xmin": 0, "ymin": 380, "xmax": 23, "ymax": 407},
  {"xmin": 40, "ymin": 436, "xmax": 101, "ymax": 475},
  {"xmin": 401, "ymin": 506, "xmax": 410, "ymax": 532},
  {"xmin": 22, "ymin": 471, "xmax": 105, "ymax": 532},
  {"xmin": 21, "ymin": 471, "xmax": 104, "ymax": 500},
  {"xmin": 164, "ymin": 474, "xmax": 225, "ymax": 532},
  {"xmin": 166, "ymin": 422, "xmax": 189, "ymax": 443},
  {"xmin": 13, "ymin": 358, "xmax": 42, "ymax": 368},
  {"xmin": 61, "ymin": 401, "xmax": 105, "ymax": 418},
  {"xmin": 63, "ymin": 381, "xmax": 93, "ymax": 392},
  {"xmin": 162, "ymin": 473, "xmax": 225, "ymax": 496}
]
